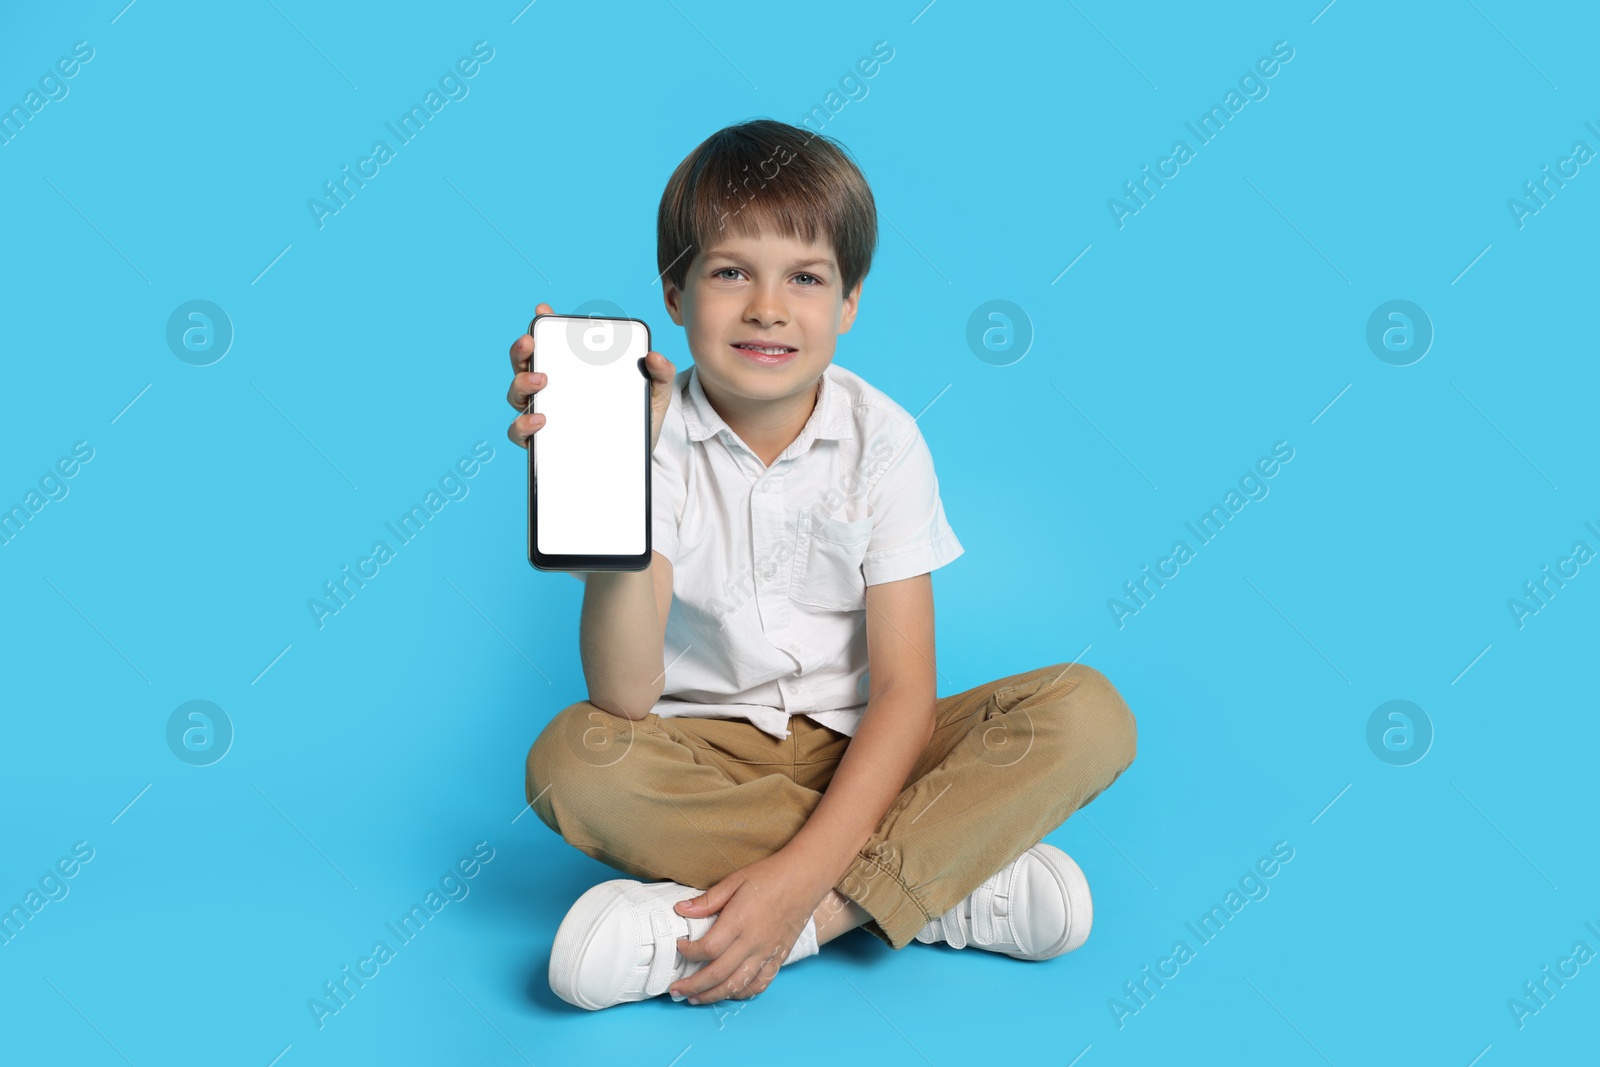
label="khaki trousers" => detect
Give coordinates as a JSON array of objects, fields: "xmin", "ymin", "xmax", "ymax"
[{"xmin": 525, "ymin": 661, "xmax": 1137, "ymax": 950}]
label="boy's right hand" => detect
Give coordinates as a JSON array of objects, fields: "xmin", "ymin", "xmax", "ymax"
[{"xmin": 506, "ymin": 302, "xmax": 678, "ymax": 454}]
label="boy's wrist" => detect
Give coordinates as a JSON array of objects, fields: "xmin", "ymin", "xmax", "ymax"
[
  {"xmin": 776, "ymin": 833, "xmax": 860, "ymax": 896},
  {"xmin": 580, "ymin": 567, "xmax": 647, "ymax": 583}
]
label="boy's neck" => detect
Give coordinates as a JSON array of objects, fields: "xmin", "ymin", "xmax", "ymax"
[{"xmin": 698, "ymin": 371, "xmax": 821, "ymax": 469}]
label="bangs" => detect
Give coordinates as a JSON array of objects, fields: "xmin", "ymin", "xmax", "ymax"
[{"xmin": 657, "ymin": 120, "xmax": 877, "ymax": 295}]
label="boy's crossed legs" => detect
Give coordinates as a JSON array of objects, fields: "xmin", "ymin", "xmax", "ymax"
[{"xmin": 526, "ymin": 660, "xmax": 1137, "ymax": 1005}]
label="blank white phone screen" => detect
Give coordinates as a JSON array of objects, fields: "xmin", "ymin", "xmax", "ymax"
[{"xmin": 531, "ymin": 316, "xmax": 647, "ymax": 557}]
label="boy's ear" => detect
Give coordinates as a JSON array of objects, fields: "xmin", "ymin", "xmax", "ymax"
[
  {"xmin": 838, "ymin": 279, "xmax": 863, "ymax": 335},
  {"xmin": 662, "ymin": 280, "xmax": 685, "ymax": 326}
]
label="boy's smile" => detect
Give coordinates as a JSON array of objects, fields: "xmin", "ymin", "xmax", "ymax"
[{"xmin": 664, "ymin": 229, "xmax": 861, "ymax": 466}]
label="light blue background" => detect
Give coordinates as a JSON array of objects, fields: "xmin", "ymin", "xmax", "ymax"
[{"xmin": 2, "ymin": 1, "xmax": 1596, "ymax": 1063}]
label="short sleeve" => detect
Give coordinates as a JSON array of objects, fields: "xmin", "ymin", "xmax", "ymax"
[{"xmin": 861, "ymin": 422, "xmax": 964, "ymax": 586}]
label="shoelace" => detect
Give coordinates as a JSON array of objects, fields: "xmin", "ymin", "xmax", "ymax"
[
  {"xmin": 922, "ymin": 858, "xmax": 1015, "ymax": 950},
  {"xmin": 645, "ymin": 905, "xmax": 714, "ymax": 995}
]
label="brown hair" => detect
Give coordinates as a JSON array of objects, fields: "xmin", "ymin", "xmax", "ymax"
[{"xmin": 656, "ymin": 119, "xmax": 878, "ymax": 298}]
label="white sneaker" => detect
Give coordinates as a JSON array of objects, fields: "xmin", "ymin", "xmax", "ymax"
[
  {"xmin": 913, "ymin": 843, "xmax": 1092, "ymax": 961},
  {"xmin": 548, "ymin": 879, "xmax": 714, "ymax": 1010}
]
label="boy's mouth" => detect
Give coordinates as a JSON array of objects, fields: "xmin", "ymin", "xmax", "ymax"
[{"xmin": 731, "ymin": 341, "xmax": 799, "ymax": 365}]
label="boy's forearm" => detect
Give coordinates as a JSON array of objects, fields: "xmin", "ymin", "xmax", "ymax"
[
  {"xmin": 783, "ymin": 688, "xmax": 936, "ymax": 888},
  {"xmin": 578, "ymin": 566, "xmax": 666, "ymax": 720}
]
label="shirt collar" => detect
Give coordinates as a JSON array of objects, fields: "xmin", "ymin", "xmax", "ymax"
[{"xmin": 681, "ymin": 363, "xmax": 855, "ymax": 455}]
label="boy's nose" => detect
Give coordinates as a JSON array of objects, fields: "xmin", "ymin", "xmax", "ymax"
[{"xmin": 743, "ymin": 289, "xmax": 788, "ymax": 326}]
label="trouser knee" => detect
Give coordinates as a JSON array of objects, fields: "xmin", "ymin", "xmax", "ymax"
[
  {"xmin": 525, "ymin": 701, "xmax": 644, "ymax": 835},
  {"xmin": 1079, "ymin": 665, "xmax": 1137, "ymax": 773},
  {"xmin": 1042, "ymin": 663, "xmax": 1137, "ymax": 782},
  {"xmin": 1077, "ymin": 670, "xmax": 1137, "ymax": 815}
]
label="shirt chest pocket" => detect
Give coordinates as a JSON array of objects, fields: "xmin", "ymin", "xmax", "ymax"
[{"xmin": 790, "ymin": 510, "xmax": 873, "ymax": 611}]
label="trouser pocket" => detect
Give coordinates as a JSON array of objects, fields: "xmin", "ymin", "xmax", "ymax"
[{"xmin": 989, "ymin": 667, "xmax": 1081, "ymax": 716}]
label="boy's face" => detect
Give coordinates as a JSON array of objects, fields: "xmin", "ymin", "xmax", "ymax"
[{"xmin": 663, "ymin": 228, "xmax": 861, "ymax": 408}]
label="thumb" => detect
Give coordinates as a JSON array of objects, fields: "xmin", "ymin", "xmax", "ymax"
[
  {"xmin": 676, "ymin": 879, "xmax": 734, "ymax": 915},
  {"xmin": 641, "ymin": 349, "xmax": 675, "ymax": 385}
]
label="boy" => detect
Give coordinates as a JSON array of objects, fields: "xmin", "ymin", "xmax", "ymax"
[{"xmin": 507, "ymin": 119, "xmax": 1137, "ymax": 1011}]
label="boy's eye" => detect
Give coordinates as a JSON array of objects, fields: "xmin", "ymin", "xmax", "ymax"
[{"xmin": 710, "ymin": 268, "xmax": 825, "ymax": 285}]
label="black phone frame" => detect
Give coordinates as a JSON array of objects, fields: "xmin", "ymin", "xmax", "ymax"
[{"xmin": 526, "ymin": 312, "xmax": 653, "ymax": 572}]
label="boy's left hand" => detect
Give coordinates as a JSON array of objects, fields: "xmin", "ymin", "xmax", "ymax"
[{"xmin": 669, "ymin": 850, "xmax": 829, "ymax": 1005}]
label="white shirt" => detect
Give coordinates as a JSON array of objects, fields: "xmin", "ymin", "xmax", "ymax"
[{"xmin": 637, "ymin": 361, "xmax": 964, "ymax": 740}]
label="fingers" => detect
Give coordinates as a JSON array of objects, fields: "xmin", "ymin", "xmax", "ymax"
[
  {"xmin": 509, "ymin": 332, "xmax": 533, "ymax": 375},
  {"xmin": 506, "ymin": 369, "xmax": 546, "ymax": 412},
  {"xmin": 506, "ymin": 303, "xmax": 555, "ymax": 446},
  {"xmin": 675, "ymin": 921, "xmax": 730, "ymax": 964},
  {"xmin": 675, "ymin": 943, "xmax": 782, "ymax": 1004},
  {"xmin": 505, "ymin": 411, "xmax": 545, "ymax": 450},
  {"xmin": 704, "ymin": 951, "xmax": 782, "ymax": 1004},
  {"xmin": 508, "ymin": 303, "xmax": 555, "ymax": 373}
]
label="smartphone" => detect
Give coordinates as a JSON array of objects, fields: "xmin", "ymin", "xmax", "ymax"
[{"xmin": 526, "ymin": 313, "xmax": 652, "ymax": 571}]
